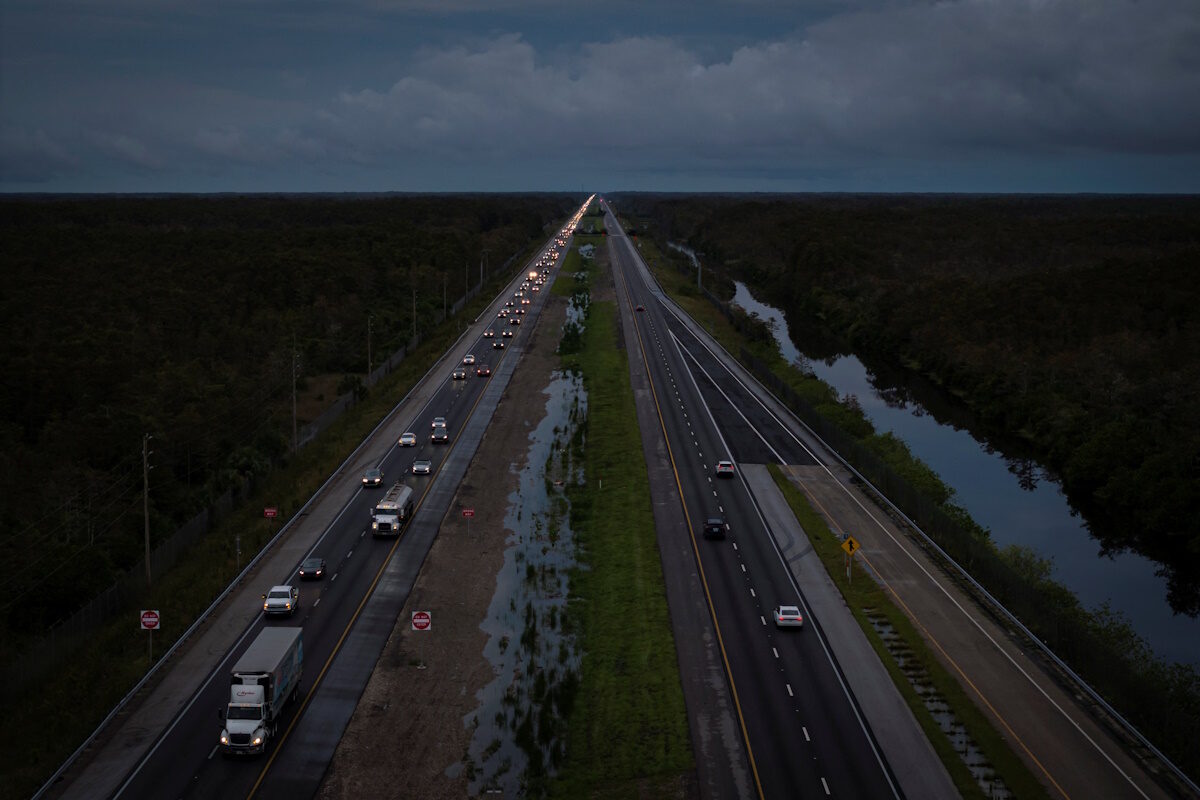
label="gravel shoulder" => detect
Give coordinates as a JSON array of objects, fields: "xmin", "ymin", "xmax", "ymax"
[{"xmin": 316, "ymin": 288, "xmax": 567, "ymax": 799}]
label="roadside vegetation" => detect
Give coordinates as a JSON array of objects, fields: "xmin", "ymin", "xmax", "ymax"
[
  {"xmin": 620, "ymin": 207, "xmax": 1200, "ymax": 786},
  {"xmin": 616, "ymin": 193, "xmax": 1200, "ymax": 615},
  {"xmin": 767, "ymin": 465, "xmax": 1047, "ymax": 799},
  {"xmin": 0, "ymin": 193, "xmax": 580, "ymax": 648},
  {"xmin": 548, "ymin": 239, "xmax": 695, "ymax": 797},
  {"xmin": 0, "ymin": 196, "xmax": 582, "ymax": 800}
]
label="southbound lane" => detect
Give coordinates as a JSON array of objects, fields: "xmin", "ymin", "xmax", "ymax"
[{"xmin": 608, "ymin": 220, "xmax": 898, "ymax": 799}]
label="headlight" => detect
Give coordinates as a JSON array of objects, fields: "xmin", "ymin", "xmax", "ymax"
[
  {"xmin": 263, "ymin": 603, "xmax": 269, "ymax": 611},
  {"xmin": 252, "ymin": 735, "xmax": 264, "ymax": 746},
  {"xmin": 220, "ymin": 732, "xmax": 229, "ymax": 745}
]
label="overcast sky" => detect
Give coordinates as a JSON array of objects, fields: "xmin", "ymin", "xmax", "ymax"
[{"xmin": 3, "ymin": 0, "xmax": 1199, "ymax": 193}]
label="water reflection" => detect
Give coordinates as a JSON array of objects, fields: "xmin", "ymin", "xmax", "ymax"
[
  {"xmin": 455, "ymin": 370, "xmax": 586, "ymax": 795},
  {"xmin": 731, "ymin": 280, "xmax": 1200, "ymax": 667}
]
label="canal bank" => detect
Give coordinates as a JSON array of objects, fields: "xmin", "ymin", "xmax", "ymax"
[{"xmin": 728, "ymin": 278, "xmax": 1200, "ymax": 669}]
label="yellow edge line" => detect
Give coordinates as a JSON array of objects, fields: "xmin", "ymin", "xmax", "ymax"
[
  {"xmin": 614, "ymin": 241, "xmax": 765, "ymax": 800},
  {"xmin": 248, "ymin": 318, "xmax": 511, "ymax": 798},
  {"xmin": 860, "ymin": 548, "xmax": 1071, "ymax": 800},
  {"xmin": 788, "ymin": 466, "xmax": 1068, "ymax": 799}
]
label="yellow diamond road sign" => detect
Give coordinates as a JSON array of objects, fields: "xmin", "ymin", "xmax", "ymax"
[{"xmin": 841, "ymin": 536, "xmax": 860, "ymax": 556}]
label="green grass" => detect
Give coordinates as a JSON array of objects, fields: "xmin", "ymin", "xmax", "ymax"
[
  {"xmin": 550, "ymin": 273, "xmax": 693, "ymax": 797},
  {"xmin": 0, "ymin": 257, "xmax": 541, "ymax": 800},
  {"xmin": 766, "ymin": 465, "xmax": 1048, "ymax": 800}
]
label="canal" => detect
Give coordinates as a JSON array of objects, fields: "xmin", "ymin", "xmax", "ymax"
[{"xmin": 730, "ymin": 279, "xmax": 1200, "ymax": 668}]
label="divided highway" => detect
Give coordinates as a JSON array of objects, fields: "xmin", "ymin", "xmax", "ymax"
[
  {"xmin": 73, "ymin": 201, "xmax": 594, "ymax": 800},
  {"xmin": 605, "ymin": 213, "xmax": 903, "ymax": 799}
]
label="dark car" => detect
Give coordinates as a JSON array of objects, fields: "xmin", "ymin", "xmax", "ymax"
[
  {"xmin": 361, "ymin": 468, "xmax": 384, "ymax": 487},
  {"xmin": 493, "ymin": 340, "xmax": 506, "ymax": 349},
  {"xmin": 703, "ymin": 517, "xmax": 728, "ymax": 540},
  {"xmin": 502, "ymin": 329, "xmax": 514, "ymax": 338},
  {"xmin": 298, "ymin": 557, "xmax": 326, "ymax": 580},
  {"xmin": 431, "ymin": 428, "xmax": 449, "ymax": 444},
  {"xmin": 476, "ymin": 364, "xmax": 492, "ymax": 377}
]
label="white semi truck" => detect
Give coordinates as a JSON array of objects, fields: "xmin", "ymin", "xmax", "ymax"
[
  {"xmin": 371, "ymin": 481, "xmax": 415, "ymax": 537},
  {"xmin": 219, "ymin": 627, "xmax": 303, "ymax": 755}
]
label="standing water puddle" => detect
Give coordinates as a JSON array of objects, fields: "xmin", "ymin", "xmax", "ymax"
[
  {"xmin": 866, "ymin": 614, "xmax": 1013, "ymax": 798},
  {"xmin": 451, "ymin": 370, "xmax": 587, "ymax": 796}
]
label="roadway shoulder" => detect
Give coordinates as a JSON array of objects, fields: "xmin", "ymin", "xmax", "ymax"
[
  {"xmin": 613, "ymin": 237, "xmax": 755, "ymax": 800},
  {"xmin": 785, "ymin": 463, "xmax": 1178, "ymax": 800},
  {"xmin": 741, "ymin": 462, "xmax": 959, "ymax": 800}
]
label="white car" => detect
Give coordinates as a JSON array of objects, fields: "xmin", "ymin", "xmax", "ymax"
[
  {"xmin": 773, "ymin": 605, "xmax": 804, "ymax": 629},
  {"xmin": 263, "ymin": 585, "xmax": 299, "ymax": 616},
  {"xmin": 432, "ymin": 416, "xmax": 447, "ymax": 429},
  {"xmin": 412, "ymin": 458, "xmax": 432, "ymax": 475},
  {"xmin": 463, "ymin": 354, "xmax": 476, "ymax": 365},
  {"xmin": 399, "ymin": 432, "xmax": 417, "ymax": 447}
]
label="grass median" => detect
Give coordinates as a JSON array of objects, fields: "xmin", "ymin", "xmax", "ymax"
[
  {"xmin": 767, "ymin": 464, "xmax": 1047, "ymax": 800},
  {"xmin": 550, "ymin": 258, "xmax": 694, "ymax": 797}
]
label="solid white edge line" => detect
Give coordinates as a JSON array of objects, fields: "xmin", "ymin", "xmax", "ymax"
[
  {"xmin": 670, "ymin": 315, "xmax": 1153, "ymax": 798},
  {"xmin": 669, "ymin": 326, "xmax": 902, "ymax": 799}
]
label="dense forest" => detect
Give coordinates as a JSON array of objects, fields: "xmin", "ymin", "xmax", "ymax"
[
  {"xmin": 613, "ymin": 193, "xmax": 1200, "ymax": 616},
  {"xmin": 0, "ymin": 194, "xmax": 580, "ymax": 637}
]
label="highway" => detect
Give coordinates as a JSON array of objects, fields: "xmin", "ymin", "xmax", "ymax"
[
  {"xmin": 107, "ymin": 201, "xmax": 592, "ymax": 800},
  {"xmin": 604, "ymin": 211, "xmax": 901, "ymax": 799}
]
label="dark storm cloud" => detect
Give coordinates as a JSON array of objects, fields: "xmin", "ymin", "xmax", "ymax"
[{"xmin": 1, "ymin": 0, "xmax": 1198, "ymax": 191}]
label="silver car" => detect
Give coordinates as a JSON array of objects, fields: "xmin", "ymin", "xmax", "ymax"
[
  {"xmin": 262, "ymin": 585, "xmax": 299, "ymax": 616},
  {"xmin": 773, "ymin": 605, "xmax": 804, "ymax": 629},
  {"xmin": 412, "ymin": 458, "xmax": 432, "ymax": 475}
]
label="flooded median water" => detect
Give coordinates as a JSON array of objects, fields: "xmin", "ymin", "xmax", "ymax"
[{"xmin": 451, "ymin": 369, "xmax": 587, "ymax": 796}]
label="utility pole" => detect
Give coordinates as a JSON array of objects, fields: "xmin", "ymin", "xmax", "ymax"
[
  {"xmin": 412, "ymin": 287, "xmax": 417, "ymax": 341},
  {"xmin": 443, "ymin": 274, "xmax": 447, "ymax": 320},
  {"xmin": 291, "ymin": 334, "xmax": 298, "ymax": 454},
  {"xmin": 480, "ymin": 249, "xmax": 488, "ymax": 288},
  {"xmin": 143, "ymin": 433, "xmax": 153, "ymax": 589},
  {"xmin": 367, "ymin": 315, "xmax": 373, "ymax": 379}
]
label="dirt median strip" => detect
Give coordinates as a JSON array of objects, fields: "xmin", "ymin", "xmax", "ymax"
[{"xmin": 317, "ymin": 288, "xmax": 568, "ymax": 799}]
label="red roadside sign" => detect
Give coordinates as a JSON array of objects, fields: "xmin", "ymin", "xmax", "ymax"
[
  {"xmin": 264, "ymin": 507, "xmax": 278, "ymax": 519},
  {"xmin": 140, "ymin": 609, "xmax": 161, "ymax": 630},
  {"xmin": 462, "ymin": 508, "xmax": 475, "ymax": 518},
  {"xmin": 411, "ymin": 611, "xmax": 432, "ymax": 631}
]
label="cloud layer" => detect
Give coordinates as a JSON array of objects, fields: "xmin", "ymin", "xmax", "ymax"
[{"xmin": 3, "ymin": 0, "xmax": 1199, "ymax": 191}]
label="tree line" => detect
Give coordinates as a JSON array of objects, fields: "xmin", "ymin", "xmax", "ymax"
[
  {"xmin": 0, "ymin": 193, "xmax": 580, "ymax": 641},
  {"xmin": 612, "ymin": 192, "xmax": 1200, "ymax": 616}
]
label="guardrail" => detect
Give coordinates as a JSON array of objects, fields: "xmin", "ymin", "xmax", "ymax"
[
  {"xmin": 30, "ymin": 241, "xmax": 549, "ymax": 800},
  {"xmin": 632, "ymin": 232, "xmax": 1199, "ymax": 798}
]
